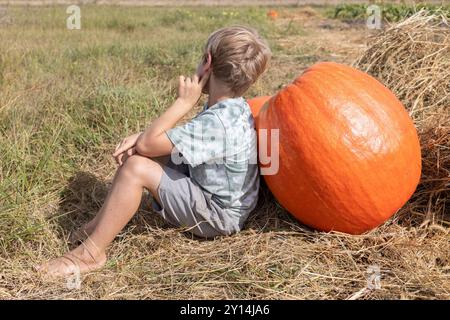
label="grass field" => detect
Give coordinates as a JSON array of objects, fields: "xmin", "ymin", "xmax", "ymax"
[{"xmin": 0, "ymin": 5, "xmax": 448, "ymax": 299}]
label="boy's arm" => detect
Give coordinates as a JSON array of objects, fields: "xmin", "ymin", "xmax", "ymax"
[{"xmin": 135, "ymin": 73, "xmax": 210, "ymax": 158}]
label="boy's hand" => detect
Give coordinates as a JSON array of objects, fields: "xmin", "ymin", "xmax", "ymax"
[
  {"xmin": 126, "ymin": 70, "xmax": 211, "ymax": 159},
  {"xmin": 177, "ymin": 70, "xmax": 211, "ymax": 107},
  {"xmin": 114, "ymin": 147, "xmax": 137, "ymax": 166},
  {"xmin": 113, "ymin": 132, "xmax": 141, "ymax": 166}
]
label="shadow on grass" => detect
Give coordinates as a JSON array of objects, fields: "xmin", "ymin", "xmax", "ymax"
[
  {"xmin": 244, "ymin": 178, "xmax": 310, "ymax": 233},
  {"xmin": 54, "ymin": 170, "xmax": 308, "ymax": 246},
  {"xmin": 55, "ymin": 171, "xmax": 172, "ymax": 244}
]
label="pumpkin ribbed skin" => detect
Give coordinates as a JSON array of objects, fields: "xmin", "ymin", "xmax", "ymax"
[
  {"xmin": 247, "ymin": 95, "xmax": 272, "ymax": 117},
  {"xmin": 248, "ymin": 62, "xmax": 421, "ymax": 234}
]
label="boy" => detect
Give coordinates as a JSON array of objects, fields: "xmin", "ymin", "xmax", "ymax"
[{"xmin": 38, "ymin": 25, "xmax": 271, "ymax": 277}]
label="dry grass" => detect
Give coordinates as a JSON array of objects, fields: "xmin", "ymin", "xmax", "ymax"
[
  {"xmin": 2, "ymin": 182, "xmax": 449, "ymax": 299},
  {"xmin": 354, "ymin": 10, "xmax": 450, "ymax": 118},
  {"xmin": 0, "ymin": 6, "xmax": 449, "ymax": 300},
  {"xmin": 354, "ymin": 10, "xmax": 449, "ymax": 226}
]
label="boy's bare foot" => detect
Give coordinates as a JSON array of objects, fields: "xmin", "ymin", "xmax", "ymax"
[
  {"xmin": 68, "ymin": 220, "xmax": 97, "ymax": 245},
  {"xmin": 36, "ymin": 244, "xmax": 106, "ymax": 279}
]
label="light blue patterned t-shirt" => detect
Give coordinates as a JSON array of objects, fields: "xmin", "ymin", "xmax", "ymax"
[{"xmin": 166, "ymin": 97, "xmax": 259, "ymax": 230}]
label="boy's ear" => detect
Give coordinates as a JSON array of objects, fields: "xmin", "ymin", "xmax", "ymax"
[
  {"xmin": 205, "ymin": 52, "xmax": 212, "ymax": 70},
  {"xmin": 197, "ymin": 52, "xmax": 212, "ymax": 80},
  {"xmin": 201, "ymin": 52, "xmax": 212, "ymax": 74}
]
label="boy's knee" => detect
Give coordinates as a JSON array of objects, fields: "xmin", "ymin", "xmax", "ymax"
[{"xmin": 121, "ymin": 155, "xmax": 158, "ymax": 178}]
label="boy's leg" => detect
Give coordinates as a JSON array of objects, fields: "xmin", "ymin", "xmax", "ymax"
[
  {"xmin": 37, "ymin": 155, "xmax": 164, "ymax": 277},
  {"xmin": 69, "ymin": 154, "xmax": 181, "ymax": 244}
]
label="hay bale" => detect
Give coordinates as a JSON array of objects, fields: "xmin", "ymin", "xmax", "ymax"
[
  {"xmin": 354, "ymin": 10, "xmax": 449, "ymax": 225},
  {"xmin": 355, "ymin": 10, "xmax": 449, "ymax": 116}
]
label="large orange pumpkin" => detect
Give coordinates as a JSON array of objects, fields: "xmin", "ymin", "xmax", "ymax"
[
  {"xmin": 248, "ymin": 62, "xmax": 421, "ymax": 234},
  {"xmin": 247, "ymin": 95, "xmax": 272, "ymax": 117}
]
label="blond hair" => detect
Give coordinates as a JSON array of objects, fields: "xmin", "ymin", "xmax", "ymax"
[{"xmin": 204, "ymin": 26, "xmax": 271, "ymax": 96}]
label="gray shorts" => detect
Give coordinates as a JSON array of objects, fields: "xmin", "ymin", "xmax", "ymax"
[{"xmin": 152, "ymin": 158, "xmax": 236, "ymax": 238}]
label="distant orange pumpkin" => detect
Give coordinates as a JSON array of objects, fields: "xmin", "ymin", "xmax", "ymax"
[
  {"xmin": 267, "ymin": 10, "xmax": 279, "ymax": 20},
  {"xmin": 248, "ymin": 62, "xmax": 421, "ymax": 234}
]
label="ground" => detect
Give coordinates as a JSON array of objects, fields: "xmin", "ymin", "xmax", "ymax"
[{"xmin": 0, "ymin": 5, "xmax": 448, "ymax": 299}]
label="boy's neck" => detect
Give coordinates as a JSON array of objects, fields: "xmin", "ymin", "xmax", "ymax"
[
  {"xmin": 207, "ymin": 94, "xmax": 233, "ymax": 108},
  {"xmin": 206, "ymin": 75, "xmax": 236, "ymax": 108}
]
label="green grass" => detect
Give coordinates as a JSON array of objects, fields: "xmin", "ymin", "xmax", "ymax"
[
  {"xmin": 328, "ymin": 2, "xmax": 450, "ymax": 22},
  {"xmin": 0, "ymin": 5, "xmax": 302, "ymax": 260}
]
